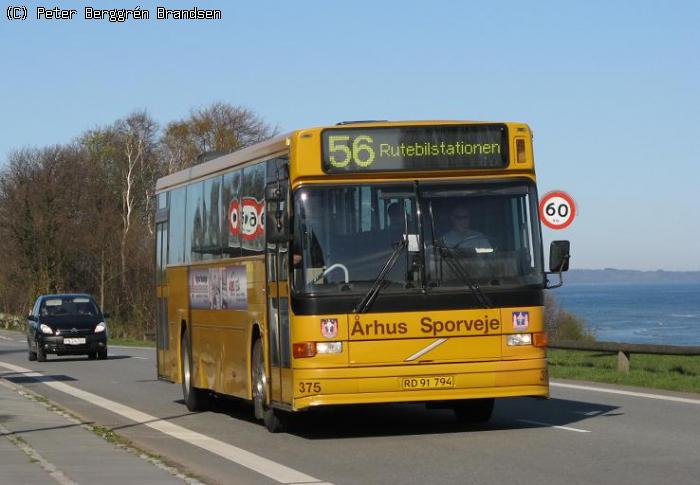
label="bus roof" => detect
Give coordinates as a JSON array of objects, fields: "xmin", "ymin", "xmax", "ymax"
[
  {"xmin": 155, "ymin": 131, "xmax": 292, "ymax": 192},
  {"xmin": 155, "ymin": 120, "xmax": 530, "ymax": 192}
]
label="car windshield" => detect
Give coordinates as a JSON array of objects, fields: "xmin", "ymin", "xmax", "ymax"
[
  {"xmin": 40, "ymin": 297, "xmax": 99, "ymax": 317},
  {"xmin": 291, "ymin": 181, "xmax": 543, "ymax": 295}
]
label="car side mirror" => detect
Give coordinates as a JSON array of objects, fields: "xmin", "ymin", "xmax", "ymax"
[
  {"xmin": 27, "ymin": 314, "xmax": 37, "ymax": 321},
  {"xmin": 102, "ymin": 312, "xmax": 110, "ymax": 319}
]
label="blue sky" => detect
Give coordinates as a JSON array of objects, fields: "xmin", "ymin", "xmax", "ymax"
[{"xmin": 1, "ymin": 0, "xmax": 698, "ymax": 271}]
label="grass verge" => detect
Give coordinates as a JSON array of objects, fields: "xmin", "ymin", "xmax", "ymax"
[
  {"xmin": 548, "ymin": 349, "xmax": 700, "ymax": 394},
  {"xmin": 109, "ymin": 337, "xmax": 155, "ymax": 348}
]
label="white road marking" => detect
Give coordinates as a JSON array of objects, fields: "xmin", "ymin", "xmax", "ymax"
[
  {"xmin": 517, "ymin": 419, "xmax": 590, "ymax": 433},
  {"xmin": 571, "ymin": 410, "xmax": 602, "ymax": 417},
  {"xmin": 551, "ymin": 381, "xmax": 700, "ymax": 406},
  {"xmin": 0, "ymin": 361, "xmax": 329, "ymax": 485}
]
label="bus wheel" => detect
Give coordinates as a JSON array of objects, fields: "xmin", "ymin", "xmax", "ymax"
[
  {"xmin": 252, "ymin": 339, "xmax": 286, "ymax": 433},
  {"xmin": 453, "ymin": 398, "xmax": 495, "ymax": 424},
  {"xmin": 181, "ymin": 328, "xmax": 208, "ymax": 412}
]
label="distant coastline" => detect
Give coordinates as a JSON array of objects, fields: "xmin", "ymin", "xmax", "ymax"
[{"xmin": 565, "ymin": 268, "xmax": 700, "ymax": 284}]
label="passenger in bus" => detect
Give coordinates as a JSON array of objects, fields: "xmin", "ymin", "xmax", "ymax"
[{"xmin": 441, "ymin": 205, "xmax": 493, "ymax": 254}]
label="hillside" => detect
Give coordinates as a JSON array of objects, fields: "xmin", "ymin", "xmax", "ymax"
[{"xmin": 565, "ymin": 268, "xmax": 700, "ymax": 284}]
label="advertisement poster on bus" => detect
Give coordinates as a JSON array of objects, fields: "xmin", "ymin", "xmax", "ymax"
[
  {"xmin": 189, "ymin": 268, "xmax": 223, "ymax": 310},
  {"xmin": 189, "ymin": 266, "xmax": 247, "ymax": 310},
  {"xmin": 222, "ymin": 266, "xmax": 247, "ymax": 310}
]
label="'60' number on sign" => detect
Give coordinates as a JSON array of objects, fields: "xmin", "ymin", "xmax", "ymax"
[
  {"xmin": 328, "ymin": 135, "xmax": 376, "ymax": 168},
  {"xmin": 539, "ymin": 191, "xmax": 576, "ymax": 230}
]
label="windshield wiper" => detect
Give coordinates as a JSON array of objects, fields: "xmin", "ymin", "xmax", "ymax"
[
  {"xmin": 434, "ymin": 241, "xmax": 492, "ymax": 308},
  {"xmin": 353, "ymin": 238, "xmax": 407, "ymax": 314}
]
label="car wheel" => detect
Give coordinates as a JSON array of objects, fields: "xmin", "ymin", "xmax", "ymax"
[
  {"xmin": 36, "ymin": 342, "xmax": 47, "ymax": 362},
  {"xmin": 27, "ymin": 339, "xmax": 36, "ymax": 361},
  {"xmin": 453, "ymin": 398, "xmax": 495, "ymax": 424},
  {"xmin": 88, "ymin": 351, "xmax": 97, "ymax": 360},
  {"xmin": 181, "ymin": 328, "xmax": 208, "ymax": 412},
  {"xmin": 252, "ymin": 338, "xmax": 287, "ymax": 433},
  {"xmin": 97, "ymin": 348, "xmax": 108, "ymax": 360}
]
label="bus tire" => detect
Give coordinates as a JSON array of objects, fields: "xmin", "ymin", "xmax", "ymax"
[
  {"xmin": 181, "ymin": 328, "xmax": 208, "ymax": 412},
  {"xmin": 453, "ymin": 398, "xmax": 495, "ymax": 424},
  {"xmin": 252, "ymin": 339, "xmax": 286, "ymax": 433}
]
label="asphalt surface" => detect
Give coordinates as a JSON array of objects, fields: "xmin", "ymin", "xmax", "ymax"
[{"xmin": 1, "ymin": 328, "xmax": 699, "ymax": 485}]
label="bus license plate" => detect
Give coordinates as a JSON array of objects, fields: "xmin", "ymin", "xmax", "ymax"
[
  {"xmin": 64, "ymin": 338, "xmax": 86, "ymax": 345},
  {"xmin": 401, "ymin": 376, "xmax": 454, "ymax": 390}
]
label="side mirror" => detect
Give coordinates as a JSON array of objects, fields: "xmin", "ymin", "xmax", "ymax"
[
  {"xmin": 265, "ymin": 184, "xmax": 287, "ymax": 202},
  {"xmin": 102, "ymin": 312, "xmax": 110, "ymax": 319},
  {"xmin": 27, "ymin": 314, "xmax": 37, "ymax": 321},
  {"xmin": 266, "ymin": 210, "xmax": 289, "ymax": 244},
  {"xmin": 266, "ymin": 182, "xmax": 290, "ymax": 243},
  {"xmin": 549, "ymin": 240, "xmax": 571, "ymax": 272}
]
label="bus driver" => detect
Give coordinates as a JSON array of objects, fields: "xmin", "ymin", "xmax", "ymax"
[{"xmin": 441, "ymin": 205, "xmax": 493, "ymax": 254}]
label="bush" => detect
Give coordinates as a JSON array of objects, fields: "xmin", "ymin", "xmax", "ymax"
[
  {"xmin": 0, "ymin": 313, "xmax": 23, "ymax": 331},
  {"xmin": 544, "ymin": 293, "xmax": 596, "ymax": 342}
]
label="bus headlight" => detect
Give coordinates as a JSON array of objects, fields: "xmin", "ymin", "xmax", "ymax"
[
  {"xmin": 316, "ymin": 342, "xmax": 342, "ymax": 354},
  {"xmin": 507, "ymin": 333, "xmax": 532, "ymax": 346}
]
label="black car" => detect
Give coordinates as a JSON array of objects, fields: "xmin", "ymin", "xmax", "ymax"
[{"xmin": 27, "ymin": 294, "xmax": 108, "ymax": 361}]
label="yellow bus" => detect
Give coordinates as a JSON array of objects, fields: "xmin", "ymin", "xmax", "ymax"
[{"xmin": 154, "ymin": 120, "xmax": 570, "ymax": 432}]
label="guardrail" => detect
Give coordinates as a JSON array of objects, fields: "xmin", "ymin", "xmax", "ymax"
[{"xmin": 550, "ymin": 340, "xmax": 700, "ymax": 372}]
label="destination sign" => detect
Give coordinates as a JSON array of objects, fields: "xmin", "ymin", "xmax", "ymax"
[{"xmin": 321, "ymin": 124, "xmax": 508, "ymax": 173}]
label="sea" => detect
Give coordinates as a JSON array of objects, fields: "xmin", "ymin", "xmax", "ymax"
[{"xmin": 554, "ymin": 282, "xmax": 700, "ymax": 346}]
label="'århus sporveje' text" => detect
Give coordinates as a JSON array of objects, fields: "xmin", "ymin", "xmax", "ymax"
[{"xmin": 351, "ymin": 316, "xmax": 501, "ymax": 337}]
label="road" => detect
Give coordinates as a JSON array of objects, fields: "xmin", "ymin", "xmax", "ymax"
[{"xmin": 1, "ymin": 329, "xmax": 699, "ymax": 485}]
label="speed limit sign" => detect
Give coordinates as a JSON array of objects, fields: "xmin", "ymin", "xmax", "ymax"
[{"xmin": 539, "ymin": 191, "xmax": 576, "ymax": 229}]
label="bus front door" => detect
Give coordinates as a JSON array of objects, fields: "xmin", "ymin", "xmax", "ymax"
[{"xmin": 265, "ymin": 161, "xmax": 292, "ymax": 405}]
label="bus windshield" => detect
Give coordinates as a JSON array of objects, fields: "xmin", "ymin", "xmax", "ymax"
[{"xmin": 292, "ymin": 181, "xmax": 543, "ymax": 295}]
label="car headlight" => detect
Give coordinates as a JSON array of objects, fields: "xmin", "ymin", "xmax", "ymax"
[
  {"xmin": 40, "ymin": 324, "xmax": 53, "ymax": 335},
  {"xmin": 95, "ymin": 322, "xmax": 106, "ymax": 333}
]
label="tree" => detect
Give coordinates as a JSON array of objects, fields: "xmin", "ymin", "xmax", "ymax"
[
  {"xmin": 0, "ymin": 145, "xmax": 97, "ymax": 312},
  {"xmin": 0, "ymin": 102, "xmax": 276, "ymax": 339},
  {"xmin": 160, "ymin": 102, "xmax": 277, "ymax": 173},
  {"xmin": 82, "ymin": 111, "xmax": 160, "ymax": 292}
]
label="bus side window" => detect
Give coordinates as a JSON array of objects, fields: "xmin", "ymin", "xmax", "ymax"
[
  {"xmin": 241, "ymin": 163, "xmax": 266, "ymax": 255},
  {"xmin": 221, "ymin": 170, "xmax": 242, "ymax": 257}
]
